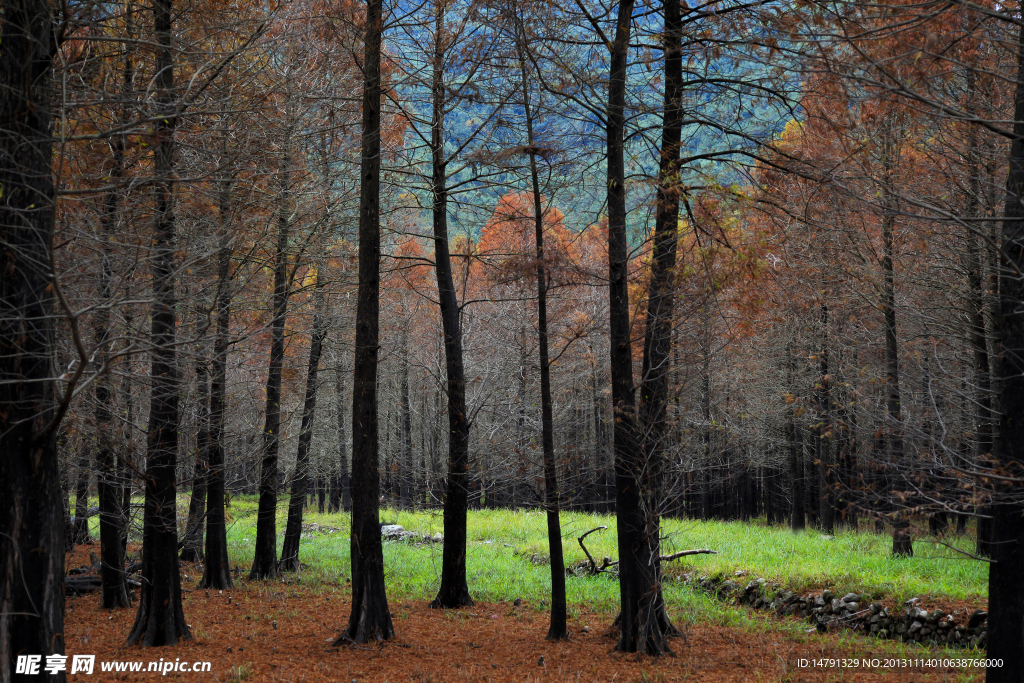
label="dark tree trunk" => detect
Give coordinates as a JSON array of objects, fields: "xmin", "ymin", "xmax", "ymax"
[
  {"xmin": 880, "ymin": 129, "xmax": 911, "ymax": 557},
  {"xmin": 965, "ymin": 74, "xmax": 996, "ymax": 557},
  {"xmin": 986, "ymin": 17, "xmax": 1024, "ymax": 681},
  {"xmin": 127, "ymin": 0, "xmax": 189, "ymax": 644},
  {"xmin": 95, "ymin": 102, "xmax": 131, "ymax": 609},
  {"xmin": 120, "ymin": 316, "xmax": 135, "ymax": 557},
  {"xmin": 817, "ymin": 304, "xmax": 834, "ymax": 534},
  {"xmin": 788, "ymin": 342, "xmax": 805, "ymax": 530},
  {"xmin": 623, "ymin": 0, "xmax": 686, "ymax": 651},
  {"xmin": 335, "ymin": 0, "xmax": 394, "ymax": 644},
  {"xmin": 607, "ymin": 0, "xmax": 675, "ymax": 656},
  {"xmin": 180, "ymin": 360, "xmax": 209, "ymax": 563},
  {"xmin": 336, "ymin": 363, "xmax": 351, "ymax": 512},
  {"xmin": 512, "ymin": 17, "xmax": 568, "ymax": 636},
  {"xmin": 400, "ymin": 331, "xmax": 414, "ymax": 510},
  {"xmin": 0, "ymin": 0, "xmax": 67, "ymax": 674},
  {"xmin": 251, "ymin": 117, "xmax": 294, "ymax": 581},
  {"xmin": 428, "ymin": 1, "xmax": 473, "ymax": 610},
  {"xmin": 200, "ymin": 175, "xmax": 234, "ymax": 590},
  {"xmin": 280, "ymin": 276, "xmax": 327, "ymax": 571}
]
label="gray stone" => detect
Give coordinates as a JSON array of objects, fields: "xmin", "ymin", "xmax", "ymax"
[
  {"xmin": 967, "ymin": 610, "xmax": 988, "ymax": 629},
  {"xmin": 841, "ymin": 592, "xmax": 860, "ymax": 604}
]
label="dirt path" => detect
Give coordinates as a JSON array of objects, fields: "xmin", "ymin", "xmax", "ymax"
[{"xmin": 63, "ymin": 548, "xmax": 983, "ymax": 681}]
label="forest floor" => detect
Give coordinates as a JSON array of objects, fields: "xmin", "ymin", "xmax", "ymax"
[{"xmin": 65, "ymin": 545, "xmax": 984, "ymax": 682}]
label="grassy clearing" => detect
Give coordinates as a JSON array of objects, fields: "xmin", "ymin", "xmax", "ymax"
[{"xmin": 215, "ymin": 497, "xmax": 987, "ymax": 612}]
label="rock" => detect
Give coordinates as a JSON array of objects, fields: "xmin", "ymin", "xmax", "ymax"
[
  {"xmin": 967, "ymin": 610, "xmax": 988, "ymax": 629},
  {"xmin": 877, "ymin": 629, "xmax": 889, "ymax": 639},
  {"xmin": 841, "ymin": 592, "xmax": 860, "ymax": 604},
  {"xmin": 380, "ymin": 524, "xmax": 406, "ymax": 539},
  {"xmin": 928, "ymin": 609, "xmax": 945, "ymax": 621},
  {"xmin": 909, "ymin": 620, "xmax": 923, "ymax": 634},
  {"xmin": 432, "ymin": 532, "xmax": 443, "ymax": 542},
  {"xmin": 822, "ymin": 590, "xmax": 833, "ymax": 602}
]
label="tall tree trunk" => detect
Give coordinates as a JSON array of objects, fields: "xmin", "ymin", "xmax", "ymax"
[
  {"xmin": 0, "ymin": 0, "xmax": 67, "ymax": 674},
  {"xmin": 251, "ymin": 115, "xmax": 294, "ymax": 581},
  {"xmin": 200, "ymin": 175, "xmax": 234, "ymax": 590},
  {"xmin": 96, "ymin": 131, "xmax": 130, "ymax": 607},
  {"xmin": 986, "ymin": 14, "xmax": 1024, "ymax": 680},
  {"xmin": 180, "ymin": 358, "xmax": 209, "ymax": 563},
  {"xmin": 127, "ymin": 0, "xmax": 189, "ymax": 644},
  {"xmin": 787, "ymin": 343, "xmax": 805, "ymax": 530},
  {"xmin": 335, "ymin": 360, "xmax": 351, "ymax": 512},
  {"xmin": 606, "ymin": 0, "xmax": 668, "ymax": 655},
  {"xmin": 817, "ymin": 304, "xmax": 834, "ymax": 534},
  {"xmin": 400, "ymin": 328, "xmax": 414, "ymax": 510},
  {"xmin": 626, "ymin": 0, "xmax": 685, "ymax": 651},
  {"xmin": 965, "ymin": 70, "xmax": 995, "ymax": 556},
  {"xmin": 336, "ymin": 0, "xmax": 394, "ymax": 643},
  {"xmin": 880, "ymin": 125, "xmax": 910, "ymax": 558},
  {"xmin": 428, "ymin": 0, "xmax": 473, "ymax": 610},
  {"xmin": 280, "ymin": 276, "xmax": 327, "ymax": 571},
  {"xmin": 513, "ymin": 18, "xmax": 567, "ymax": 637}
]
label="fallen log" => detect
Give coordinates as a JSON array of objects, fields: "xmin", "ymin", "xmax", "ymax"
[
  {"xmin": 575, "ymin": 526, "xmax": 717, "ymax": 576},
  {"xmin": 64, "ymin": 575, "xmax": 141, "ymax": 595}
]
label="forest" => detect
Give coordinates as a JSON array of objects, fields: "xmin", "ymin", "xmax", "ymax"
[{"xmin": 2, "ymin": 0, "xmax": 1023, "ymax": 680}]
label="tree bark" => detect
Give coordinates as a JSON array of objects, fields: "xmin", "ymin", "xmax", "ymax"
[
  {"xmin": 817, "ymin": 304, "xmax": 834, "ymax": 534},
  {"xmin": 428, "ymin": 0, "xmax": 473, "ymax": 610},
  {"xmin": 607, "ymin": 0, "xmax": 675, "ymax": 656},
  {"xmin": 513, "ymin": 15, "xmax": 567, "ymax": 637},
  {"xmin": 251, "ymin": 112, "xmax": 294, "ymax": 581},
  {"xmin": 880, "ymin": 125, "xmax": 910, "ymax": 558},
  {"xmin": 0, "ymin": 0, "xmax": 67, "ymax": 674},
  {"xmin": 127, "ymin": 0, "xmax": 190, "ymax": 644},
  {"xmin": 180, "ymin": 358, "xmax": 209, "ymax": 563},
  {"xmin": 787, "ymin": 344, "xmax": 805, "ymax": 530},
  {"xmin": 280, "ymin": 276, "xmax": 327, "ymax": 571},
  {"xmin": 336, "ymin": 0, "xmax": 394, "ymax": 643},
  {"xmin": 200, "ymin": 175, "xmax": 234, "ymax": 590},
  {"xmin": 986, "ymin": 15, "xmax": 1024, "ymax": 681},
  {"xmin": 335, "ymin": 361, "xmax": 351, "ymax": 512},
  {"xmin": 96, "ymin": 137, "xmax": 131, "ymax": 607},
  {"xmin": 622, "ymin": 0, "xmax": 686, "ymax": 652}
]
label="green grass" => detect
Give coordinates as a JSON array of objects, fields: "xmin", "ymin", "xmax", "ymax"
[
  {"xmin": 75, "ymin": 494, "xmax": 988, "ymax": 608},
  {"xmin": 212, "ymin": 498, "xmax": 987, "ymax": 612}
]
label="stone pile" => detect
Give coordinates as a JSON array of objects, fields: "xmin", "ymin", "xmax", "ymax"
[
  {"xmin": 380, "ymin": 524, "xmax": 443, "ymax": 544},
  {"xmin": 681, "ymin": 573, "xmax": 988, "ymax": 649}
]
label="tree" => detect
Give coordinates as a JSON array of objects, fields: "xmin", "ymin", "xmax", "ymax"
[
  {"xmin": 126, "ymin": 0, "xmax": 190, "ymax": 646},
  {"xmin": 335, "ymin": 0, "xmax": 394, "ymax": 644},
  {"xmin": 280, "ymin": 272, "xmax": 327, "ymax": 571},
  {"xmin": 988, "ymin": 12, "xmax": 1024, "ymax": 679},
  {"xmin": 200, "ymin": 158, "xmax": 236, "ymax": 590},
  {"xmin": 0, "ymin": 0, "xmax": 67, "ymax": 675},
  {"xmin": 250, "ymin": 96, "xmax": 296, "ymax": 581},
  {"xmin": 425, "ymin": 0, "xmax": 476, "ymax": 610},
  {"xmin": 629, "ymin": 0, "xmax": 686, "ymax": 652}
]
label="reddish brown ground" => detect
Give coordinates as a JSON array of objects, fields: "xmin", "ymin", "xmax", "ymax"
[{"xmin": 64, "ymin": 546, "xmax": 983, "ymax": 682}]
